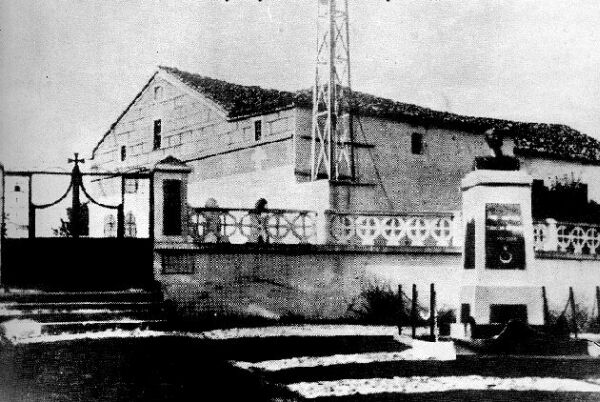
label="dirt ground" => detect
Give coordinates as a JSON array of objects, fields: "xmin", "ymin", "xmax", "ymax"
[{"xmin": 0, "ymin": 336, "xmax": 599, "ymax": 402}]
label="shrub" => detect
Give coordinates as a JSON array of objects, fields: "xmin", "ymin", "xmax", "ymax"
[
  {"xmin": 347, "ymin": 282, "xmax": 410, "ymax": 325},
  {"xmin": 548, "ymin": 304, "xmax": 598, "ymax": 335}
]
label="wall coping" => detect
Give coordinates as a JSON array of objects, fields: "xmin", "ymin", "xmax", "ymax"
[
  {"xmin": 461, "ymin": 169, "xmax": 532, "ymax": 191},
  {"xmin": 534, "ymin": 250, "xmax": 600, "ymax": 261},
  {"xmin": 154, "ymin": 243, "xmax": 599, "ymax": 261},
  {"xmin": 154, "ymin": 242, "xmax": 462, "ymax": 255}
]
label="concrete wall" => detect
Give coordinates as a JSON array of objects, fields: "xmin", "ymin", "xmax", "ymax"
[
  {"xmin": 294, "ymin": 108, "xmax": 504, "ymax": 212},
  {"xmin": 155, "ymin": 246, "xmax": 461, "ymax": 319},
  {"xmin": 294, "ymin": 108, "xmax": 600, "ymax": 212},
  {"xmin": 155, "ymin": 246, "xmax": 599, "ymax": 320}
]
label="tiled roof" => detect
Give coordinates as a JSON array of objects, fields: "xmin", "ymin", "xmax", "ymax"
[
  {"xmin": 160, "ymin": 66, "xmax": 298, "ymax": 118},
  {"xmin": 161, "ymin": 66, "xmax": 600, "ymax": 164}
]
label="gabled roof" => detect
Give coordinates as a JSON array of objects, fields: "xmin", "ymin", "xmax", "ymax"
[
  {"xmin": 159, "ymin": 66, "xmax": 298, "ymax": 119},
  {"xmin": 161, "ymin": 66, "xmax": 600, "ymax": 165},
  {"xmin": 94, "ymin": 66, "xmax": 600, "ymax": 165}
]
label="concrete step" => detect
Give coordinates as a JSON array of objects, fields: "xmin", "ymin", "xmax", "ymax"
[
  {"xmin": 0, "ymin": 301, "xmax": 159, "ymax": 316},
  {"xmin": 0, "ymin": 289, "xmax": 160, "ymax": 304},
  {"xmin": 40, "ymin": 319, "xmax": 167, "ymax": 335},
  {"xmin": 0, "ymin": 301, "xmax": 157, "ymax": 310},
  {"xmin": 0, "ymin": 289, "xmax": 167, "ymax": 337},
  {"xmin": 0, "ymin": 310, "xmax": 162, "ymax": 323}
]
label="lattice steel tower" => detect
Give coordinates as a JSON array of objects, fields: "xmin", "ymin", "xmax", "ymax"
[{"xmin": 310, "ymin": 0, "xmax": 354, "ymax": 181}]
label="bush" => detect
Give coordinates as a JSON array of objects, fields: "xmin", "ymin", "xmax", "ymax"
[
  {"xmin": 347, "ymin": 283, "xmax": 410, "ymax": 325},
  {"xmin": 548, "ymin": 304, "xmax": 599, "ymax": 335}
]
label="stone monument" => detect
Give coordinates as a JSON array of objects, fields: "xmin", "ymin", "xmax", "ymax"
[{"xmin": 456, "ymin": 129, "xmax": 543, "ymax": 337}]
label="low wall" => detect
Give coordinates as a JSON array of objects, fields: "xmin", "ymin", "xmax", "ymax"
[
  {"xmin": 154, "ymin": 244, "xmax": 599, "ymax": 320},
  {"xmin": 154, "ymin": 244, "xmax": 461, "ymax": 319}
]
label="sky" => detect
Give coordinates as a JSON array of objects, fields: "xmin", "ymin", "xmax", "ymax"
[{"xmin": 0, "ymin": 0, "xmax": 599, "ymax": 170}]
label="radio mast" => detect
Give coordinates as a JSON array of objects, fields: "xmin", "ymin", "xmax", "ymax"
[{"xmin": 310, "ymin": 0, "xmax": 354, "ymax": 181}]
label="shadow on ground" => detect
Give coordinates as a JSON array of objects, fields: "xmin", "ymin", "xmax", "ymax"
[{"xmin": 0, "ymin": 337, "xmax": 286, "ymax": 402}]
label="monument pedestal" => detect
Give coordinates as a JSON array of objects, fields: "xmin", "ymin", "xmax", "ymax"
[{"xmin": 459, "ymin": 169, "xmax": 543, "ymax": 327}]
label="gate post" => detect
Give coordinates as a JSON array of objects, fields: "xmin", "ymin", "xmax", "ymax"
[
  {"xmin": 152, "ymin": 156, "xmax": 192, "ymax": 245},
  {"xmin": 0, "ymin": 163, "xmax": 4, "ymax": 287}
]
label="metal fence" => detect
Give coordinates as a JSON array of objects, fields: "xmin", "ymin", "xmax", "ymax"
[{"xmin": 188, "ymin": 207, "xmax": 318, "ymax": 244}]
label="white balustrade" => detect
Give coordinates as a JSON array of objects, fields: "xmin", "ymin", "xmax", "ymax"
[
  {"xmin": 189, "ymin": 207, "xmax": 599, "ymax": 256},
  {"xmin": 534, "ymin": 219, "xmax": 600, "ymax": 255},
  {"xmin": 189, "ymin": 207, "xmax": 317, "ymax": 244},
  {"xmin": 327, "ymin": 211, "xmax": 458, "ymax": 248}
]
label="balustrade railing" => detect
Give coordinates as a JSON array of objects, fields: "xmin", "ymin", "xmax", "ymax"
[
  {"xmin": 188, "ymin": 207, "xmax": 599, "ymax": 256},
  {"xmin": 189, "ymin": 207, "xmax": 318, "ymax": 244},
  {"xmin": 534, "ymin": 219, "xmax": 600, "ymax": 256},
  {"xmin": 326, "ymin": 211, "xmax": 459, "ymax": 248}
]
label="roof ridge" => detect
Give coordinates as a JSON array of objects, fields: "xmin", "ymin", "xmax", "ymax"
[{"xmin": 157, "ymin": 66, "xmax": 600, "ymax": 165}]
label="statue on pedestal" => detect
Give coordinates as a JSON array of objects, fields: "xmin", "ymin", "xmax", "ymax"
[{"xmin": 474, "ymin": 128, "xmax": 520, "ymax": 171}]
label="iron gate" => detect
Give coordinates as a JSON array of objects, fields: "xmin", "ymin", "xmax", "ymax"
[{"xmin": 0, "ymin": 154, "xmax": 154, "ymax": 291}]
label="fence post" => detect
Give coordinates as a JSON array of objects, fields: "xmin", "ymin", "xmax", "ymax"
[
  {"xmin": 596, "ymin": 286, "xmax": 600, "ymax": 329},
  {"xmin": 28, "ymin": 176, "xmax": 35, "ymax": 239},
  {"xmin": 569, "ymin": 287, "xmax": 578, "ymax": 339},
  {"xmin": 542, "ymin": 286, "xmax": 550, "ymax": 326},
  {"xmin": 0, "ymin": 163, "xmax": 4, "ymax": 287},
  {"xmin": 411, "ymin": 284, "xmax": 418, "ymax": 339},
  {"xmin": 430, "ymin": 283, "xmax": 437, "ymax": 341},
  {"xmin": 397, "ymin": 284, "xmax": 403, "ymax": 335}
]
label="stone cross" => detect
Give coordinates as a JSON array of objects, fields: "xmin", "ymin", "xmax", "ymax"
[
  {"xmin": 68, "ymin": 153, "xmax": 85, "ymax": 237},
  {"xmin": 68, "ymin": 152, "xmax": 85, "ymax": 167}
]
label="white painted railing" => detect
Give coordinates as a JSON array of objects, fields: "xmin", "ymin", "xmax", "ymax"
[
  {"xmin": 189, "ymin": 207, "xmax": 318, "ymax": 244},
  {"xmin": 326, "ymin": 211, "xmax": 459, "ymax": 248},
  {"xmin": 534, "ymin": 219, "xmax": 600, "ymax": 255},
  {"xmin": 188, "ymin": 207, "xmax": 599, "ymax": 256}
]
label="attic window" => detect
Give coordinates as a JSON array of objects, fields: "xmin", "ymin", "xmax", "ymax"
[
  {"xmin": 411, "ymin": 132, "xmax": 424, "ymax": 155},
  {"xmin": 153, "ymin": 119, "xmax": 162, "ymax": 150},
  {"xmin": 120, "ymin": 145, "xmax": 127, "ymax": 161},
  {"xmin": 254, "ymin": 120, "xmax": 262, "ymax": 141},
  {"xmin": 154, "ymin": 86, "xmax": 163, "ymax": 100}
]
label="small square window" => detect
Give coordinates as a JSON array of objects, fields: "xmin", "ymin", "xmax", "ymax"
[
  {"xmin": 254, "ymin": 120, "xmax": 262, "ymax": 141},
  {"xmin": 411, "ymin": 132, "xmax": 423, "ymax": 155},
  {"xmin": 120, "ymin": 145, "xmax": 127, "ymax": 161},
  {"xmin": 153, "ymin": 119, "xmax": 162, "ymax": 150}
]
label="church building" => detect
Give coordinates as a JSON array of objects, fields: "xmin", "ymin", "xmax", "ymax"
[{"xmin": 90, "ymin": 66, "xmax": 600, "ymax": 216}]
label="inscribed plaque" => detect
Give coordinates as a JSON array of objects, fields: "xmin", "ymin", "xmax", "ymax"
[{"xmin": 485, "ymin": 203, "xmax": 525, "ymax": 269}]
